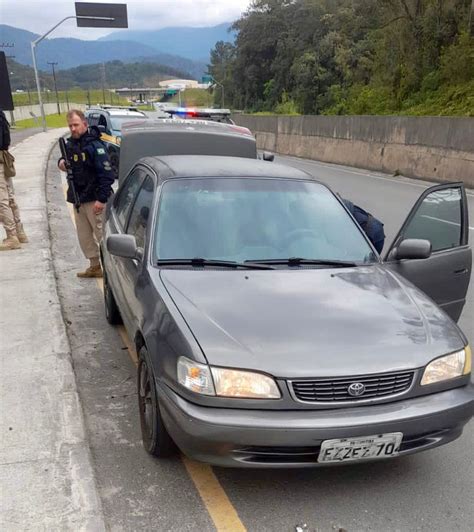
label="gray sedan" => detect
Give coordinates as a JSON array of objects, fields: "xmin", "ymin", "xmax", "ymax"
[{"xmin": 101, "ymin": 155, "xmax": 473, "ymax": 467}]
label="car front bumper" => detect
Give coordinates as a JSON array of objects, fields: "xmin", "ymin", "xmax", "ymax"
[{"xmin": 157, "ymin": 382, "xmax": 474, "ymax": 468}]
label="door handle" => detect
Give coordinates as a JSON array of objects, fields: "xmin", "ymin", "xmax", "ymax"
[{"xmin": 454, "ymin": 268, "xmax": 468, "ymax": 275}]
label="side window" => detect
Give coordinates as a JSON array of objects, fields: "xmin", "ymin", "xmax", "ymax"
[
  {"xmin": 88, "ymin": 113, "xmax": 99, "ymax": 126},
  {"xmin": 113, "ymin": 168, "xmax": 145, "ymax": 229},
  {"xmin": 402, "ymin": 187, "xmax": 463, "ymax": 252},
  {"xmin": 98, "ymin": 114, "xmax": 108, "ymax": 129},
  {"xmin": 126, "ymin": 176, "xmax": 155, "ymax": 249}
]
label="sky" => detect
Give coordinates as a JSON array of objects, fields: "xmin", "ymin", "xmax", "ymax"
[{"xmin": 0, "ymin": 0, "xmax": 252, "ymax": 39}]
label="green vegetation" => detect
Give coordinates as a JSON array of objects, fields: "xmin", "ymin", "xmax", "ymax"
[
  {"xmin": 12, "ymin": 89, "xmax": 130, "ymax": 107},
  {"xmin": 14, "ymin": 113, "xmax": 66, "ymax": 129},
  {"xmin": 165, "ymin": 88, "xmax": 213, "ymax": 107},
  {"xmin": 7, "ymin": 58, "xmax": 192, "ymax": 93},
  {"xmin": 208, "ymin": 0, "xmax": 474, "ymax": 116}
]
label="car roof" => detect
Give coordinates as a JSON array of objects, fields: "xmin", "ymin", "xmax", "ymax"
[
  {"xmin": 137, "ymin": 155, "xmax": 313, "ymax": 183},
  {"xmin": 107, "ymin": 109, "xmax": 147, "ymax": 117},
  {"xmin": 86, "ymin": 107, "xmax": 146, "ymax": 117},
  {"xmin": 121, "ymin": 118, "xmax": 251, "ymax": 136}
]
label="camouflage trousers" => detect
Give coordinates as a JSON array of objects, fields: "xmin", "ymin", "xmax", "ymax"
[{"xmin": 0, "ymin": 162, "xmax": 22, "ymax": 234}]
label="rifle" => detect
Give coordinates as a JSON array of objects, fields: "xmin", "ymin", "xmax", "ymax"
[{"xmin": 59, "ymin": 137, "xmax": 80, "ymax": 212}]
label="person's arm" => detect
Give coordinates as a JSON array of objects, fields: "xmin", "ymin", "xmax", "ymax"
[
  {"xmin": 91, "ymin": 142, "xmax": 115, "ymax": 204},
  {"xmin": 0, "ymin": 112, "xmax": 11, "ymax": 150}
]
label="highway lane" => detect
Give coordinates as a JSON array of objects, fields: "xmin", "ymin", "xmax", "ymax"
[{"xmin": 47, "ymin": 146, "xmax": 473, "ymax": 532}]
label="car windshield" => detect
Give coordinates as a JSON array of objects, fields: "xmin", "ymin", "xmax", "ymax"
[
  {"xmin": 110, "ymin": 115, "xmax": 147, "ymax": 132},
  {"xmin": 154, "ymin": 178, "xmax": 377, "ymax": 264}
]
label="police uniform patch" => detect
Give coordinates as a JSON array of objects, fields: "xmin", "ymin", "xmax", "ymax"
[
  {"xmin": 103, "ymin": 161, "xmax": 112, "ymax": 171},
  {"xmin": 97, "ymin": 148, "xmax": 106, "ymax": 155}
]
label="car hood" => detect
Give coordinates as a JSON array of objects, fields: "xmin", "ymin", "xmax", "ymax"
[{"xmin": 158, "ymin": 265, "xmax": 464, "ymax": 378}]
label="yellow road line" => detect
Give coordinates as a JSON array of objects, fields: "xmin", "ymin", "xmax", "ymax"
[
  {"xmin": 60, "ymin": 173, "xmax": 246, "ymax": 532},
  {"xmin": 183, "ymin": 457, "xmax": 246, "ymax": 532}
]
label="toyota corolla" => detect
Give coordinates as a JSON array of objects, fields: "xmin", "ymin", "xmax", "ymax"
[{"xmin": 101, "ymin": 155, "xmax": 473, "ymax": 467}]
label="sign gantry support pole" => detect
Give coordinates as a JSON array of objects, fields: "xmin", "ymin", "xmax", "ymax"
[{"xmin": 31, "ymin": 15, "xmax": 114, "ymax": 132}]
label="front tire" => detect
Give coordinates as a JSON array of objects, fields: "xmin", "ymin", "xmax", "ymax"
[{"xmin": 138, "ymin": 347, "xmax": 177, "ymax": 458}]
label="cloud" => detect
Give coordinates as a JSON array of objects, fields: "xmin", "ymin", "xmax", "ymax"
[{"xmin": 1, "ymin": 0, "xmax": 251, "ymax": 39}]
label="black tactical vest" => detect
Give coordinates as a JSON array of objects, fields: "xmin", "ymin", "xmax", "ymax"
[{"xmin": 67, "ymin": 133, "xmax": 99, "ymax": 197}]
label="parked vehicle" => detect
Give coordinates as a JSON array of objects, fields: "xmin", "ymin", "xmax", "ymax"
[
  {"xmin": 85, "ymin": 106, "xmax": 149, "ymax": 174},
  {"xmin": 101, "ymin": 154, "xmax": 473, "ymax": 468}
]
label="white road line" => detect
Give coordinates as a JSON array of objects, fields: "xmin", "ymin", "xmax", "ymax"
[{"xmin": 421, "ymin": 215, "xmax": 474, "ymax": 232}]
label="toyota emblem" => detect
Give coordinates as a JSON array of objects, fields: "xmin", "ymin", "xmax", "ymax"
[{"xmin": 348, "ymin": 382, "xmax": 366, "ymax": 397}]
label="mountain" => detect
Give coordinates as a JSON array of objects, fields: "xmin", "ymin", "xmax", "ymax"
[
  {"xmin": 99, "ymin": 23, "xmax": 235, "ymax": 62},
  {"xmin": 0, "ymin": 25, "xmax": 157, "ymax": 68},
  {"xmin": 132, "ymin": 55, "xmax": 207, "ymax": 80},
  {"xmin": 0, "ymin": 24, "xmax": 205, "ymax": 78},
  {"xmin": 6, "ymin": 58, "xmax": 192, "ymax": 91}
]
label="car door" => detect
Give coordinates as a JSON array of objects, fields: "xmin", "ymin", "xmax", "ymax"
[
  {"xmin": 106, "ymin": 166, "xmax": 146, "ymax": 328},
  {"xmin": 384, "ymin": 182, "xmax": 471, "ymax": 322},
  {"xmin": 119, "ymin": 174, "xmax": 155, "ymax": 329}
]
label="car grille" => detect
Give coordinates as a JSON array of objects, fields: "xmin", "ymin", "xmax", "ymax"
[{"xmin": 290, "ymin": 371, "xmax": 414, "ymax": 403}]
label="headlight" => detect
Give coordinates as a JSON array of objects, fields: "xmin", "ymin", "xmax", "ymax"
[
  {"xmin": 177, "ymin": 357, "xmax": 215, "ymax": 395},
  {"xmin": 421, "ymin": 346, "xmax": 471, "ymax": 385},
  {"xmin": 177, "ymin": 357, "xmax": 280, "ymax": 399},
  {"xmin": 211, "ymin": 367, "xmax": 281, "ymax": 399}
]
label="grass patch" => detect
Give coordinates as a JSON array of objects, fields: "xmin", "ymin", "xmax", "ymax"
[
  {"xmin": 15, "ymin": 113, "xmax": 68, "ymax": 129},
  {"xmin": 166, "ymin": 88, "xmax": 213, "ymax": 107},
  {"xmin": 12, "ymin": 89, "xmax": 129, "ymax": 107}
]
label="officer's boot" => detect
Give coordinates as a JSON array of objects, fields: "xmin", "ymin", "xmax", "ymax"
[
  {"xmin": 0, "ymin": 229, "xmax": 21, "ymax": 251},
  {"xmin": 16, "ymin": 223, "xmax": 29, "ymax": 244},
  {"xmin": 77, "ymin": 258, "xmax": 103, "ymax": 278}
]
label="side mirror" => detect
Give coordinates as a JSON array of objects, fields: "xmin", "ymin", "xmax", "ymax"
[
  {"xmin": 392, "ymin": 238, "xmax": 432, "ymax": 260},
  {"xmin": 262, "ymin": 152, "xmax": 275, "ymax": 162},
  {"xmin": 107, "ymin": 234, "xmax": 143, "ymax": 260}
]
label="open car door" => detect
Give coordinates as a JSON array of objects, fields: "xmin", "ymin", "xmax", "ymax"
[{"xmin": 384, "ymin": 182, "xmax": 471, "ymax": 322}]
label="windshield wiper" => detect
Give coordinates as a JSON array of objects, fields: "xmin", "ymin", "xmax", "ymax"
[
  {"xmin": 245, "ymin": 257, "xmax": 358, "ymax": 267},
  {"xmin": 157, "ymin": 258, "xmax": 275, "ymax": 270}
]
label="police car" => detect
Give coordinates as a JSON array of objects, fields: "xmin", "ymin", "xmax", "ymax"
[
  {"xmin": 85, "ymin": 106, "xmax": 149, "ymax": 175},
  {"xmin": 165, "ymin": 107, "xmax": 235, "ymax": 124}
]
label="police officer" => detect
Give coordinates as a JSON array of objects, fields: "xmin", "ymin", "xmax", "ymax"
[
  {"xmin": 58, "ymin": 109, "xmax": 114, "ymax": 277},
  {"xmin": 343, "ymin": 199, "xmax": 385, "ymax": 254},
  {"xmin": 0, "ymin": 109, "xmax": 28, "ymax": 251}
]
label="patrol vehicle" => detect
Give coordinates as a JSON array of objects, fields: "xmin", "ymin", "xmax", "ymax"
[
  {"xmin": 85, "ymin": 106, "xmax": 149, "ymax": 175},
  {"xmin": 165, "ymin": 107, "xmax": 235, "ymax": 124}
]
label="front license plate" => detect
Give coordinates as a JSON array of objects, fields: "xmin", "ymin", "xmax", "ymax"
[{"xmin": 318, "ymin": 433, "xmax": 403, "ymax": 463}]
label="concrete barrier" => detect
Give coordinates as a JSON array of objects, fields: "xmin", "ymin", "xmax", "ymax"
[
  {"xmin": 12, "ymin": 103, "xmax": 86, "ymax": 122},
  {"xmin": 234, "ymin": 115, "xmax": 474, "ymax": 187}
]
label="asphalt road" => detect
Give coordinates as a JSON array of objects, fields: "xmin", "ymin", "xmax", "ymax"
[{"xmin": 46, "ymin": 147, "xmax": 473, "ymax": 532}]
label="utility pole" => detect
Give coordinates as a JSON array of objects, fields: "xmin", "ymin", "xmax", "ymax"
[
  {"xmin": 47, "ymin": 61, "xmax": 61, "ymax": 115},
  {"xmin": 101, "ymin": 62, "xmax": 106, "ymax": 104},
  {"xmin": 470, "ymin": 0, "xmax": 474, "ymax": 36}
]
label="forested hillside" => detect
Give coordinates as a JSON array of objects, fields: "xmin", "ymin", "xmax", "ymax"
[
  {"xmin": 7, "ymin": 59, "xmax": 191, "ymax": 92},
  {"xmin": 208, "ymin": 0, "xmax": 474, "ymax": 115}
]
